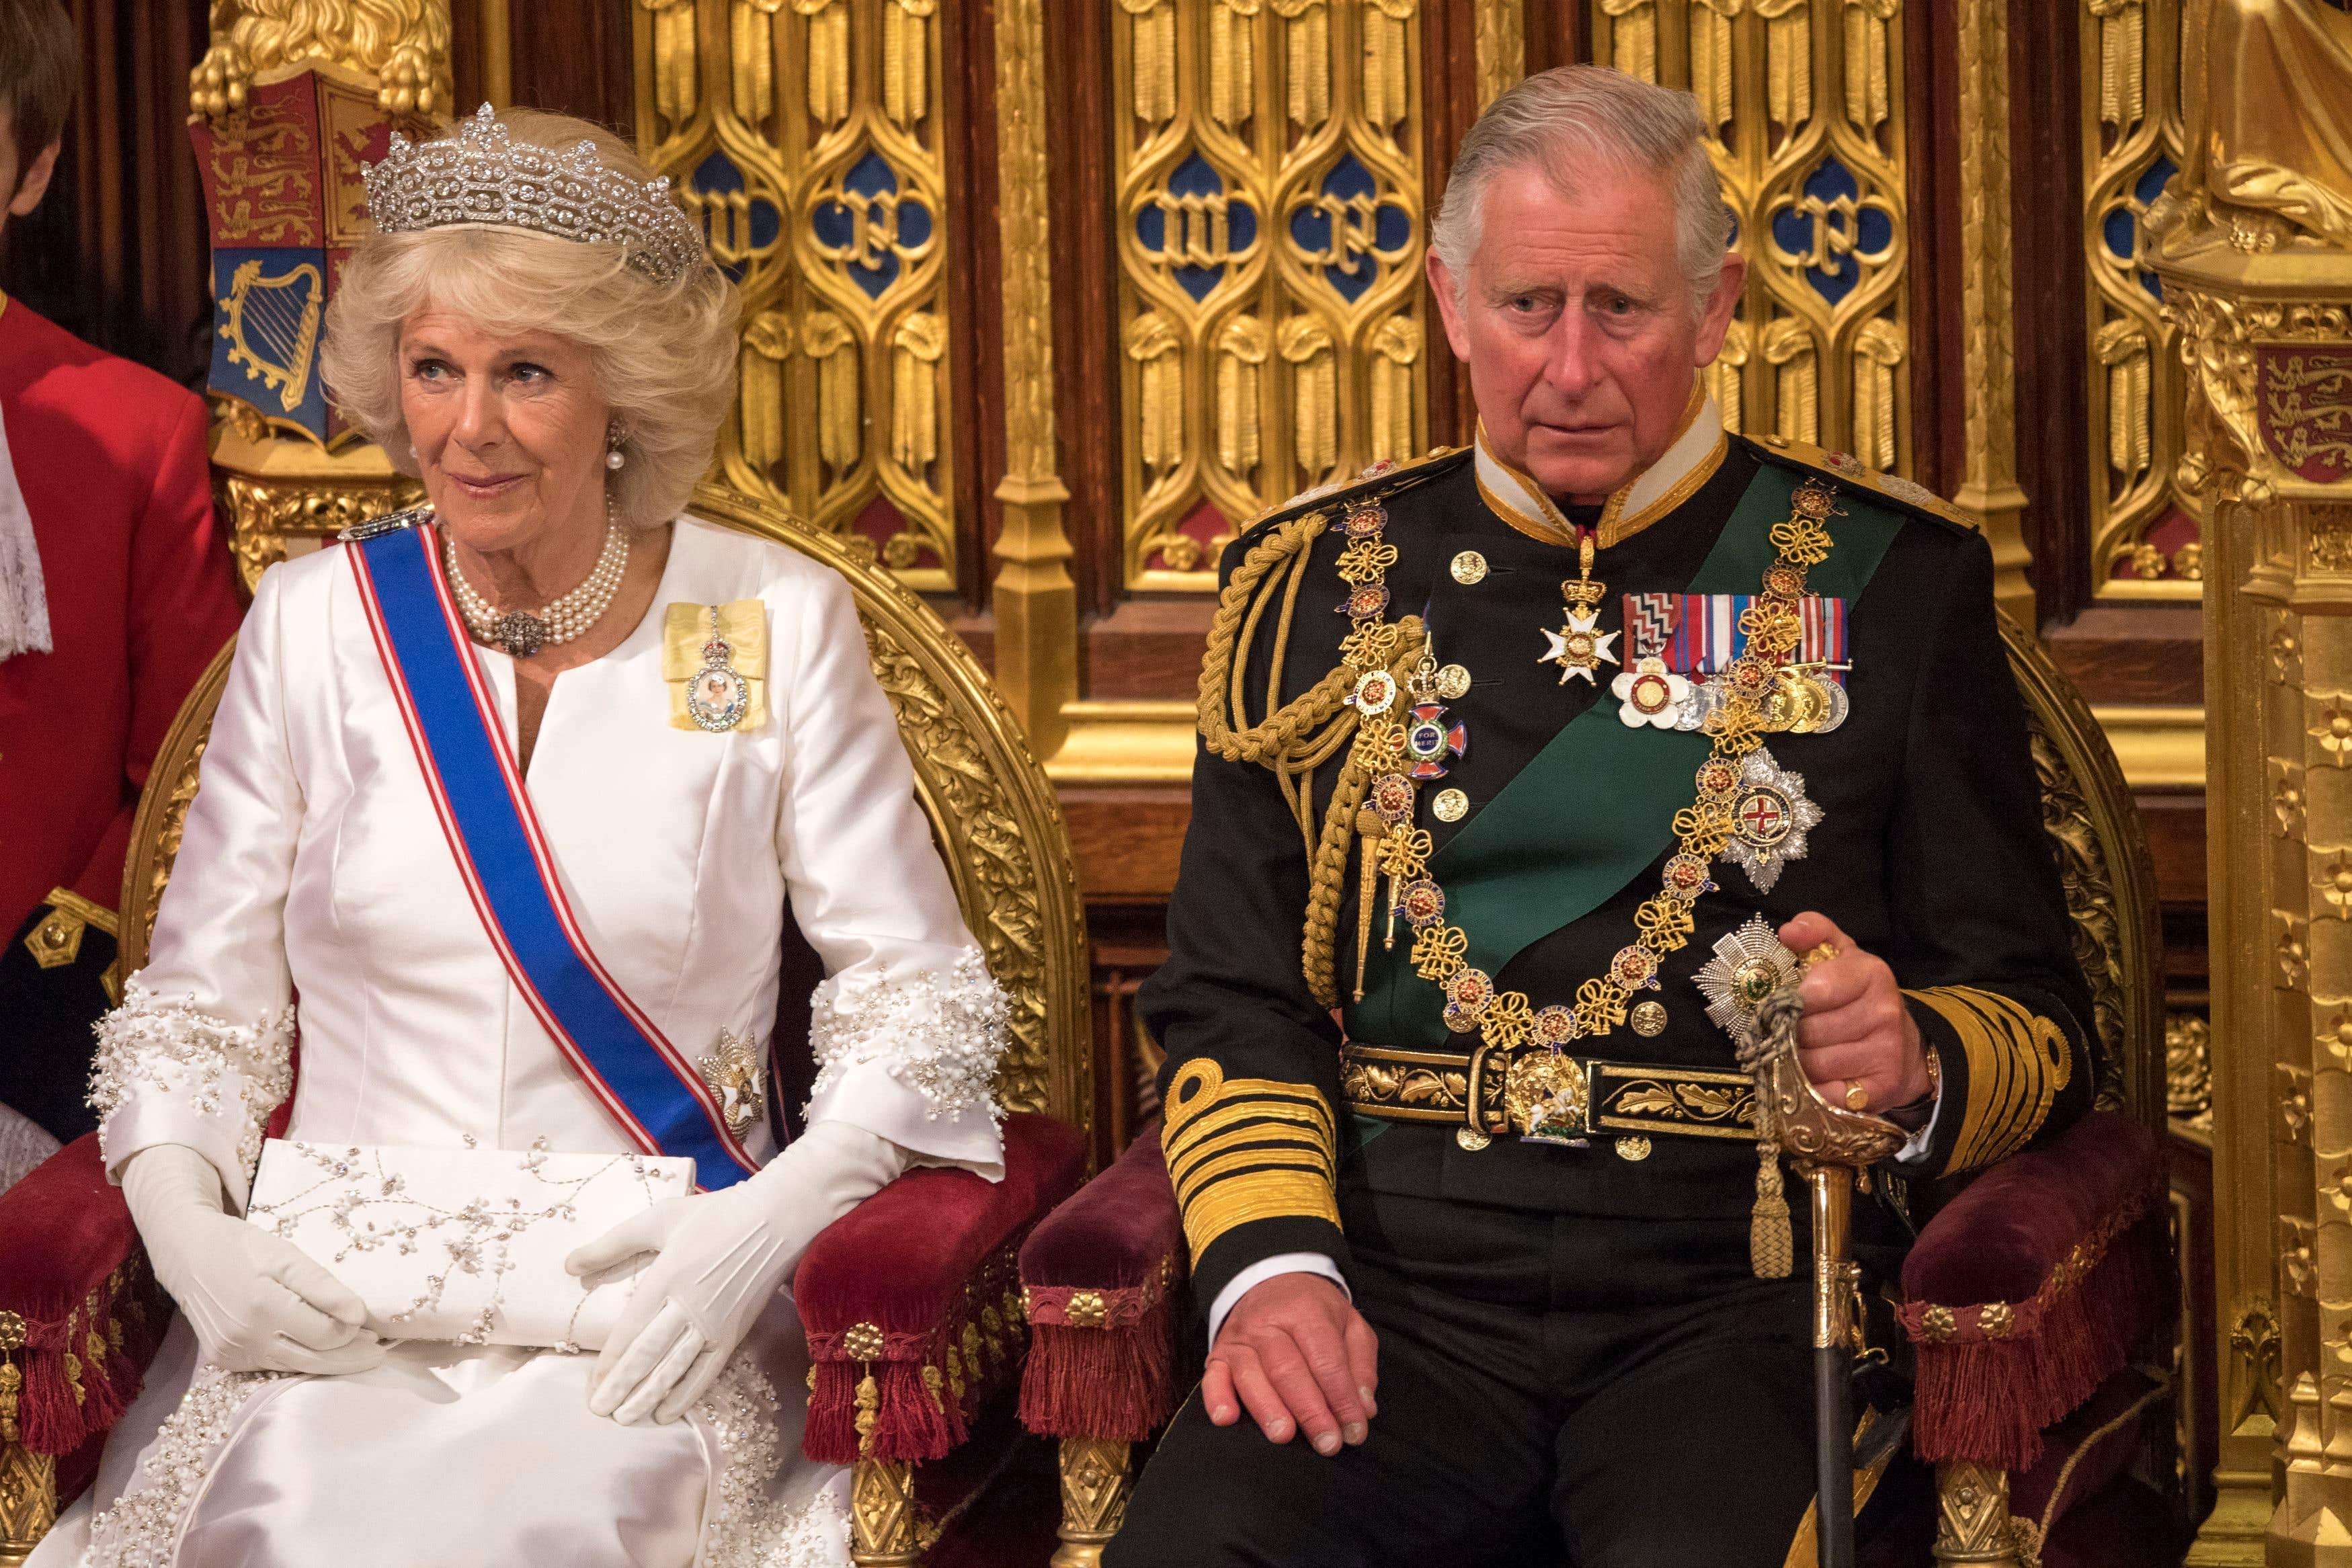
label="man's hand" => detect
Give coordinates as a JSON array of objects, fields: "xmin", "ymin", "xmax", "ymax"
[
  {"xmin": 1204, "ymin": 1272, "xmax": 1379, "ymax": 1456},
  {"xmin": 1778, "ymin": 911, "xmax": 1931, "ymax": 1115}
]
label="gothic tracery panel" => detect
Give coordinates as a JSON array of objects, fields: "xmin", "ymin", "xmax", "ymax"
[
  {"xmin": 635, "ymin": 0, "xmax": 957, "ymax": 591},
  {"xmin": 1592, "ymin": 0, "xmax": 1911, "ymax": 476},
  {"xmin": 2080, "ymin": 0, "xmax": 2198, "ymax": 597},
  {"xmin": 1112, "ymin": 0, "xmax": 1429, "ymax": 590}
]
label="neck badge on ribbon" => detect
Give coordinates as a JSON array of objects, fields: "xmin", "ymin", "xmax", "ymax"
[{"xmin": 347, "ymin": 522, "xmax": 760, "ymax": 1190}]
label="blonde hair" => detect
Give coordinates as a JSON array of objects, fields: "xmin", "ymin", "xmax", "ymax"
[
  {"xmin": 321, "ymin": 110, "xmax": 739, "ymax": 528},
  {"xmin": 1431, "ymin": 66, "xmax": 1733, "ymax": 317}
]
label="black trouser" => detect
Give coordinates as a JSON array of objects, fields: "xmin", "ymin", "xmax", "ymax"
[{"xmin": 1107, "ymin": 1179, "xmax": 1821, "ymax": 1568}]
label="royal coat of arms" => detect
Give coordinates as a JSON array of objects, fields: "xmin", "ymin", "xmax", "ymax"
[{"xmin": 191, "ymin": 66, "xmax": 434, "ymax": 447}]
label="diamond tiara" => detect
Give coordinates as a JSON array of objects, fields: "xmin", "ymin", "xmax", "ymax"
[{"xmin": 363, "ymin": 104, "xmax": 709, "ymax": 285}]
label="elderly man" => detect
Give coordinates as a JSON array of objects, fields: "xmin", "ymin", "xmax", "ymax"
[{"xmin": 1108, "ymin": 66, "xmax": 2093, "ymax": 1567}]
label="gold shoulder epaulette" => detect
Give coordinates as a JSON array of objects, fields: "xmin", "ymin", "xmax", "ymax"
[
  {"xmin": 1741, "ymin": 434, "xmax": 1978, "ymax": 534},
  {"xmin": 1228, "ymin": 444, "xmax": 1470, "ymax": 547}
]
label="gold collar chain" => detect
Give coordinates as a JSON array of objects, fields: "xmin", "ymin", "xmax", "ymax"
[{"xmin": 1334, "ymin": 479, "xmax": 1844, "ymax": 1148}]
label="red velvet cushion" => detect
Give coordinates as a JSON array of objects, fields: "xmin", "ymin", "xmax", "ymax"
[
  {"xmin": 0, "ymin": 1134, "xmax": 167, "ymax": 1455},
  {"xmin": 1898, "ymin": 1110, "xmax": 2171, "ymax": 1472},
  {"xmin": 1902, "ymin": 1110, "xmax": 2161, "ymax": 1309},
  {"xmin": 1018, "ymin": 1116, "xmax": 1182, "ymax": 1294},
  {"xmin": 1015, "ymin": 1120, "xmax": 1188, "ymax": 1443},
  {"xmin": 0, "ymin": 1134, "xmax": 138, "ymax": 1322},
  {"xmin": 794, "ymin": 1112, "xmax": 1086, "ymax": 1463}
]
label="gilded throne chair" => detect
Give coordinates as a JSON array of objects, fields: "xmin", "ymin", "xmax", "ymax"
[
  {"xmin": 0, "ymin": 481, "xmax": 1097, "ymax": 1568},
  {"xmin": 1015, "ymin": 615, "xmax": 2183, "ymax": 1568}
]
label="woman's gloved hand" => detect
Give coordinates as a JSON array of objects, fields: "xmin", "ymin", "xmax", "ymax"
[
  {"xmin": 566, "ymin": 1120, "xmax": 905, "ymax": 1425},
  {"xmin": 121, "ymin": 1143, "xmax": 386, "ymax": 1375}
]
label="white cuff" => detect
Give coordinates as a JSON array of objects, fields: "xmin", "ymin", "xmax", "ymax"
[
  {"xmin": 802, "ymin": 950, "xmax": 1009, "ymax": 1179},
  {"xmin": 1891, "ymin": 1074, "xmax": 1947, "ymax": 1169},
  {"xmin": 1207, "ymin": 1253, "xmax": 1349, "ymax": 1347}
]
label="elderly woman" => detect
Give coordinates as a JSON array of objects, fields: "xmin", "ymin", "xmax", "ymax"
[{"xmin": 30, "ymin": 108, "xmax": 1004, "ymax": 1568}]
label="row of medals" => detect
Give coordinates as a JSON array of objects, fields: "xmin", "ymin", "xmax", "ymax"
[{"xmin": 1343, "ymin": 515, "xmax": 1839, "ymax": 1149}]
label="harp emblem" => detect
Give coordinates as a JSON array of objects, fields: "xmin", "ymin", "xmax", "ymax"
[{"xmin": 218, "ymin": 257, "xmax": 325, "ymax": 415}]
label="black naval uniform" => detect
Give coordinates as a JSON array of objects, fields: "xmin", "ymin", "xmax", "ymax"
[{"xmin": 1108, "ymin": 431, "xmax": 2097, "ymax": 1568}]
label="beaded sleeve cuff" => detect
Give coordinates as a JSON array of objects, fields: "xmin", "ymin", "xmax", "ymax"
[
  {"xmin": 805, "ymin": 950, "xmax": 1008, "ymax": 1124},
  {"xmin": 88, "ymin": 981, "xmax": 297, "ymax": 1185}
]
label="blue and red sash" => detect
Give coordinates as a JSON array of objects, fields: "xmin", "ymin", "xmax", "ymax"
[{"xmin": 347, "ymin": 520, "xmax": 758, "ymax": 1190}]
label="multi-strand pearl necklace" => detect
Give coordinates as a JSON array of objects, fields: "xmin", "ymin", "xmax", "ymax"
[{"xmin": 443, "ymin": 509, "xmax": 631, "ymax": 657}]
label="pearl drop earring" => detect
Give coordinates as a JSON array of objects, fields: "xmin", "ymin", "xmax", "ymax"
[
  {"xmin": 606, "ymin": 446, "xmax": 625, "ymax": 470},
  {"xmin": 606, "ymin": 423, "xmax": 627, "ymax": 470}
]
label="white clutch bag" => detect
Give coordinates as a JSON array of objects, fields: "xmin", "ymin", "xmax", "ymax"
[{"xmin": 245, "ymin": 1139, "xmax": 696, "ymax": 1350}]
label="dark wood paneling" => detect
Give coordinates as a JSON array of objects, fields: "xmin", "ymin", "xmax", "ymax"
[
  {"xmin": 2007, "ymin": 1, "xmax": 2093, "ymax": 626},
  {"xmin": 1525, "ymin": 1, "xmax": 1592, "ymax": 73},
  {"xmin": 2044, "ymin": 605, "xmax": 2205, "ymax": 706},
  {"xmin": 502, "ymin": 0, "xmax": 633, "ymax": 134},
  {"xmin": 1419, "ymin": 2, "xmax": 1480, "ymax": 450},
  {"xmin": 1, "ymin": 0, "xmax": 211, "ymax": 384},
  {"xmin": 1046, "ymin": 0, "xmax": 1121, "ymax": 622},
  {"xmin": 1084, "ymin": 598, "xmax": 1212, "ymax": 699},
  {"xmin": 945, "ymin": 0, "xmax": 994, "ymax": 607},
  {"xmin": 1910, "ymin": 0, "xmax": 1965, "ymax": 508},
  {"xmin": 1065, "ymin": 785, "xmax": 1190, "ymax": 903}
]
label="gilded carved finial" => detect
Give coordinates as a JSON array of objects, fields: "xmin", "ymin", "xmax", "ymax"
[{"xmin": 190, "ymin": 0, "xmax": 454, "ymax": 124}]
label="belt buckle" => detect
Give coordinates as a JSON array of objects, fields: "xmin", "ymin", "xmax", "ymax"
[{"xmin": 1508, "ymin": 1050, "xmax": 1592, "ymax": 1148}]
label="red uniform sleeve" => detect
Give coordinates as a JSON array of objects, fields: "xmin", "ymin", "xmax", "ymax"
[{"xmin": 62, "ymin": 393, "xmax": 241, "ymax": 909}]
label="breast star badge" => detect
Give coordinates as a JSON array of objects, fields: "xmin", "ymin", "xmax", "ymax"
[
  {"xmin": 1611, "ymin": 656, "xmax": 1692, "ymax": 729},
  {"xmin": 1723, "ymin": 747, "xmax": 1824, "ymax": 893},
  {"xmin": 1695, "ymin": 915, "xmax": 1802, "ymax": 1050}
]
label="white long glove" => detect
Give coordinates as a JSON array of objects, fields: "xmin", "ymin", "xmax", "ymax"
[
  {"xmin": 566, "ymin": 1120, "xmax": 905, "ymax": 1425},
  {"xmin": 121, "ymin": 1143, "xmax": 386, "ymax": 1375}
]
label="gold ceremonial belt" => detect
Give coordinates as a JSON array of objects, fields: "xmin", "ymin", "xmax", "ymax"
[{"xmin": 1340, "ymin": 1042, "xmax": 1760, "ymax": 1145}]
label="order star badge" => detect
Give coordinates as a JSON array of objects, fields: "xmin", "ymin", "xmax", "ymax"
[
  {"xmin": 1541, "ymin": 610, "xmax": 1620, "ymax": 686},
  {"xmin": 1695, "ymin": 914, "xmax": 1802, "ymax": 1050},
  {"xmin": 1724, "ymin": 746, "xmax": 1824, "ymax": 893}
]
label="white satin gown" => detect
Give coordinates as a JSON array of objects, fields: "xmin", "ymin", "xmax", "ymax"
[{"xmin": 31, "ymin": 515, "xmax": 1009, "ymax": 1568}]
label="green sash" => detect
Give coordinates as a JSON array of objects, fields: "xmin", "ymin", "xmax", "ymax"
[{"xmin": 1349, "ymin": 462, "xmax": 1902, "ymax": 1046}]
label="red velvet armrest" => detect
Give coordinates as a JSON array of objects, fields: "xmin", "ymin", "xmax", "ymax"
[
  {"xmin": 0, "ymin": 1134, "xmax": 169, "ymax": 1456},
  {"xmin": 1017, "ymin": 1118, "xmax": 1186, "ymax": 1442},
  {"xmin": 795, "ymin": 1112, "xmax": 1086, "ymax": 1464},
  {"xmin": 1896, "ymin": 1110, "xmax": 2168, "ymax": 1471}
]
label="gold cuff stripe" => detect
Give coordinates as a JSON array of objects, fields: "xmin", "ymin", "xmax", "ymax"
[
  {"xmin": 1172, "ymin": 1148, "xmax": 1336, "ymax": 1210},
  {"xmin": 1168, "ymin": 1120, "xmax": 1334, "ymax": 1193},
  {"xmin": 1164, "ymin": 1092, "xmax": 1334, "ymax": 1151},
  {"xmin": 1176, "ymin": 1167, "xmax": 1343, "ymax": 1263},
  {"xmin": 1163, "ymin": 1059, "xmax": 1343, "ymax": 1260},
  {"xmin": 1906, "ymin": 987, "xmax": 2072, "ymax": 1171}
]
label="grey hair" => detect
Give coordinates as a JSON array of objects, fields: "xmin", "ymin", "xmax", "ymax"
[
  {"xmin": 1430, "ymin": 65, "xmax": 1734, "ymax": 315},
  {"xmin": 321, "ymin": 110, "xmax": 738, "ymax": 530}
]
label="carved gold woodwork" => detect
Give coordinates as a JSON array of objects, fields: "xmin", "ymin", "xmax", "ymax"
[
  {"xmin": 1473, "ymin": 0, "xmax": 1526, "ymax": 111},
  {"xmin": 987, "ymin": 0, "xmax": 1080, "ymax": 759},
  {"xmin": 2169, "ymin": 1009, "xmax": 2214, "ymax": 1132},
  {"xmin": 212, "ymin": 414, "xmax": 425, "ymax": 595},
  {"xmin": 1931, "ymin": 1457, "xmax": 2022, "ymax": 1567},
  {"xmin": 190, "ymin": 0, "xmax": 452, "ymax": 120},
  {"xmin": 634, "ymin": 0, "xmax": 961, "ymax": 592},
  {"xmin": 2155, "ymin": 8, "xmax": 2352, "ymax": 1555},
  {"xmin": 0, "ymin": 1309, "xmax": 52, "ymax": 1568},
  {"xmin": 1111, "ymin": 0, "xmax": 1430, "ymax": 590},
  {"xmin": 2081, "ymin": 0, "xmax": 2198, "ymax": 600},
  {"xmin": 1049, "ymin": 1436, "xmax": 1135, "ymax": 1568},
  {"xmin": 1591, "ymin": 1, "xmax": 1914, "ymax": 481},
  {"xmin": 849, "ymin": 1454, "xmax": 928, "ymax": 1567}
]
